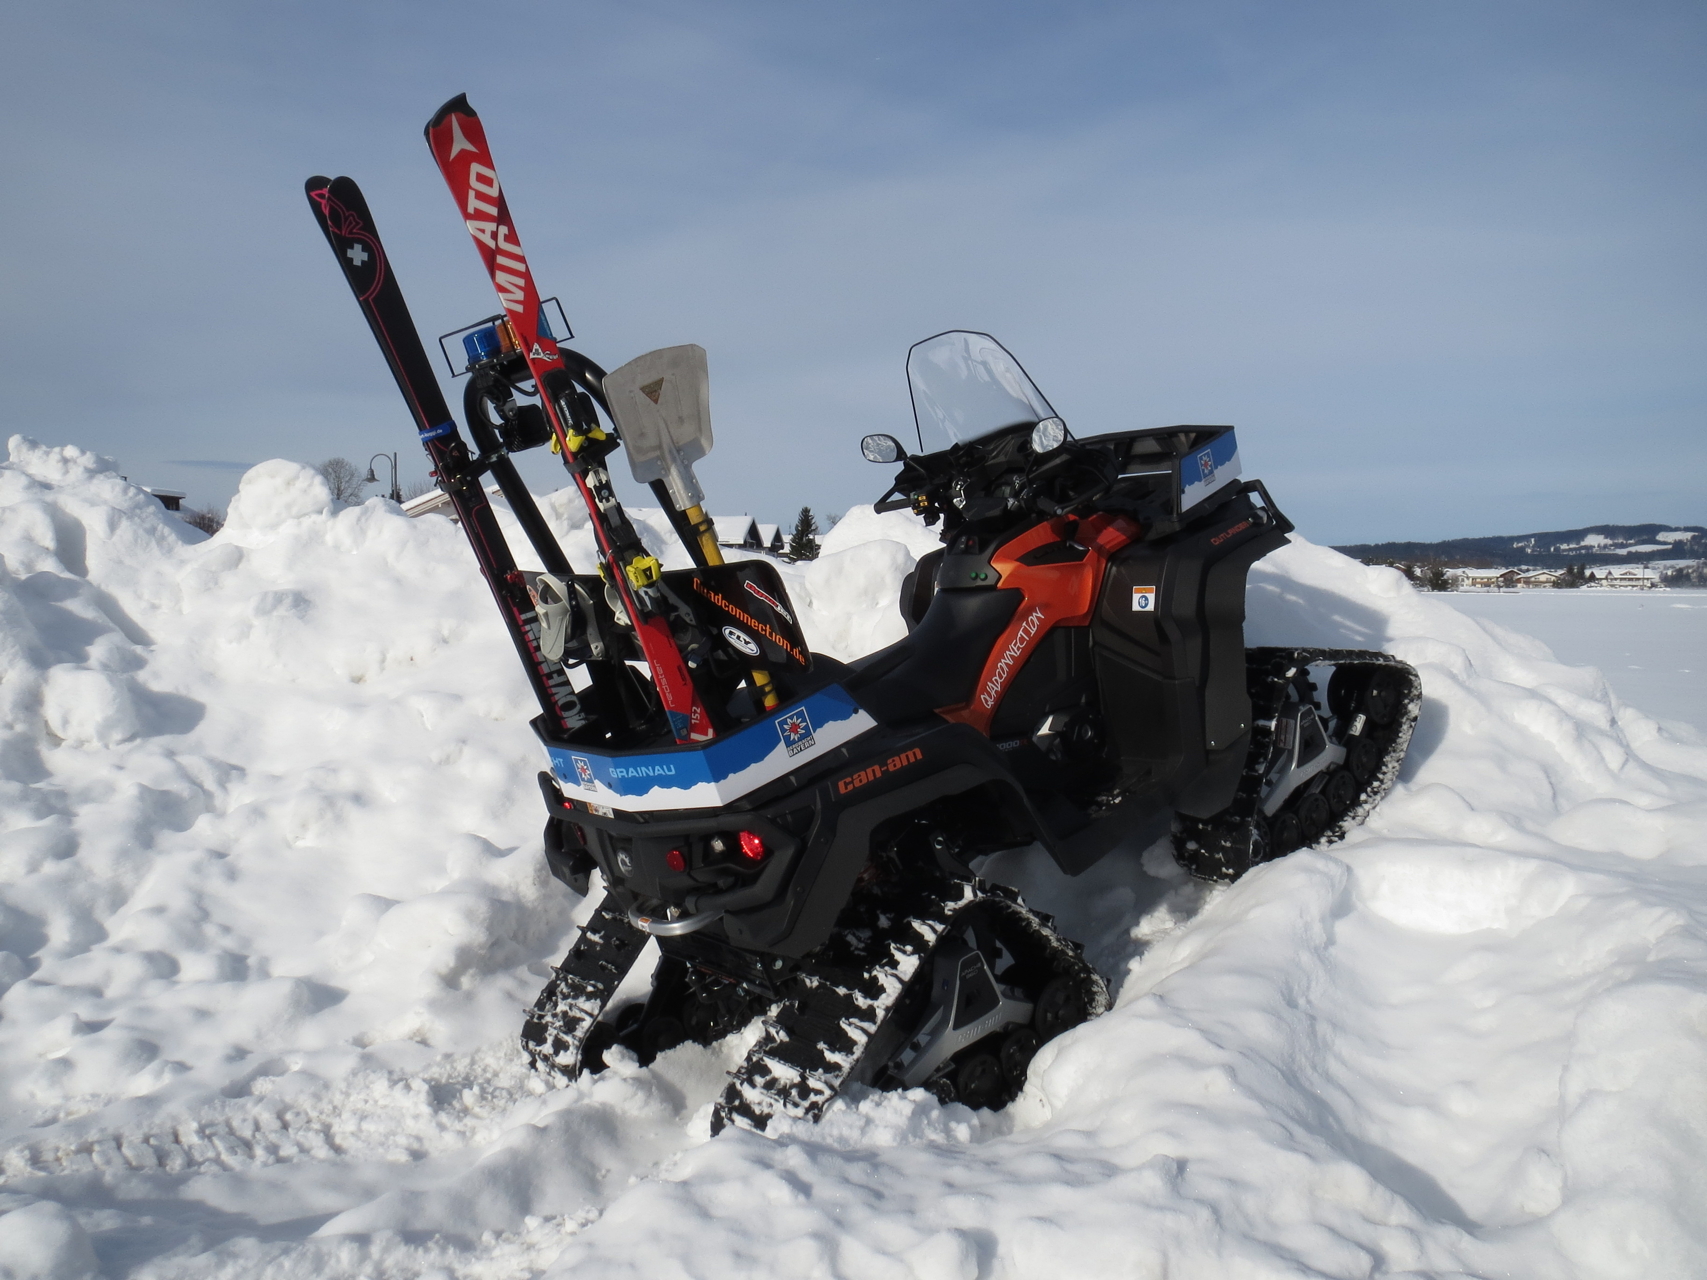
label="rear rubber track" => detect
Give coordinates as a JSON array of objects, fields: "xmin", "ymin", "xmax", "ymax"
[
  {"xmin": 522, "ymin": 894, "xmax": 649, "ymax": 1078},
  {"xmin": 1173, "ymin": 646, "xmax": 1422, "ymax": 881},
  {"xmin": 712, "ymin": 877, "xmax": 1107, "ymax": 1135}
]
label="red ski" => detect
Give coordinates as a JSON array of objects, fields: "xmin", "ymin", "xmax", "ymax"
[{"xmin": 424, "ymin": 94, "xmax": 713, "ymax": 744}]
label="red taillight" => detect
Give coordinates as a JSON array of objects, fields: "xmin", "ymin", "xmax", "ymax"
[
  {"xmin": 665, "ymin": 848, "xmax": 686, "ymax": 873},
  {"xmin": 737, "ymin": 830, "xmax": 767, "ymax": 863}
]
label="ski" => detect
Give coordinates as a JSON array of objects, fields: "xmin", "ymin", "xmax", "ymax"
[
  {"xmin": 303, "ymin": 175, "xmax": 589, "ymax": 738},
  {"xmin": 424, "ymin": 95, "xmax": 715, "ymax": 745}
]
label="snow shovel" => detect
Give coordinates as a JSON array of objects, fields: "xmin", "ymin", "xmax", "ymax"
[
  {"xmin": 604, "ymin": 345, "xmax": 725, "ymax": 566},
  {"xmin": 605, "ymin": 344, "xmax": 781, "ymax": 708}
]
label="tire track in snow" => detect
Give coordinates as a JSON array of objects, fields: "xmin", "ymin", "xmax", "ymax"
[{"xmin": 0, "ymin": 1043, "xmax": 548, "ymax": 1182}]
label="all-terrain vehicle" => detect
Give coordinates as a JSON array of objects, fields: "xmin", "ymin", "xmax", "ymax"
[
  {"xmin": 308, "ymin": 147, "xmax": 1418, "ymax": 1136},
  {"xmin": 520, "ymin": 334, "xmax": 1420, "ymax": 1131}
]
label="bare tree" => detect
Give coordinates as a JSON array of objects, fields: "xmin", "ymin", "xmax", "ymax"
[
  {"xmin": 181, "ymin": 507, "xmax": 224, "ymax": 535},
  {"xmin": 399, "ymin": 476, "xmax": 437, "ymax": 502},
  {"xmin": 316, "ymin": 457, "xmax": 370, "ymax": 504}
]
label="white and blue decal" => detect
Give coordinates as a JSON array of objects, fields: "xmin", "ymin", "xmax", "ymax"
[
  {"xmin": 776, "ymin": 706, "xmax": 815, "ymax": 756},
  {"xmin": 1178, "ymin": 429, "xmax": 1240, "ymax": 513},
  {"xmin": 546, "ymin": 684, "xmax": 876, "ymax": 812}
]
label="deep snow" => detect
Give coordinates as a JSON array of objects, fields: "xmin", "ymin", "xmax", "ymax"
[{"xmin": 1, "ymin": 435, "xmax": 1705, "ymax": 1279}]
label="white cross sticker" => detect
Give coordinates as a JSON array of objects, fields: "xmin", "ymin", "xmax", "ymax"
[{"xmin": 346, "ymin": 243, "xmax": 369, "ymax": 267}]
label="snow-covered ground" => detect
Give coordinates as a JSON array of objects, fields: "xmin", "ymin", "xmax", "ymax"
[
  {"xmin": 1446, "ymin": 590, "xmax": 1706, "ymax": 736},
  {"xmin": 2, "ymin": 436, "xmax": 1705, "ymax": 1279}
]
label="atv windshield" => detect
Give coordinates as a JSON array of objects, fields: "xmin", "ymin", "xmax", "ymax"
[{"xmin": 907, "ymin": 331, "xmax": 1057, "ymax": 454}]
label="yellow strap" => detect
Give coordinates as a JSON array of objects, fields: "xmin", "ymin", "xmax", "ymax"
[
  {"xmin": 683, "ymin": 504, "xmax": 725, "ymax": 567},
  {"xmin": 749, "ymin": 667, "xmax": 781, "ymax": 710}
]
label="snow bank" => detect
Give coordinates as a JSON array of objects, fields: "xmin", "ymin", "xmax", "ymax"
[{"xmin": 2, "ymin": 436, "xmax": 1705, "ymax": 1278}]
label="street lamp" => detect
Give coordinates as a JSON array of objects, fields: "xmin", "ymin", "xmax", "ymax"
[{"xmin": 365, "ymin": 452, "xmax": 402, "ymax": 503}]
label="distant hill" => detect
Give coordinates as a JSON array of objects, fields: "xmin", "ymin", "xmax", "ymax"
[{"xmin": 1334, "ymin": 524, "xmax": 1707, "ymax": 568}]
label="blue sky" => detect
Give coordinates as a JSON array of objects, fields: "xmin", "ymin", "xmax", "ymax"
[{"xmin": 2, "ymin": 1, "xmax": 1702, "ymax": 543}]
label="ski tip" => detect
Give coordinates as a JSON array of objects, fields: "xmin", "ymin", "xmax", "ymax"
[
  {"xmin": 304, "ymin": 175, "xmax": 332, "ymax": 199},
  {"xmin": 425, "ymin": 93, "xmax": 474, "ymax": 136}
]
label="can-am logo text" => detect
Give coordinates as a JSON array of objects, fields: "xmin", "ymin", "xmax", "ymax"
[{"xmin": 837, "ymin": 748, "xmax": 924, "ymax": 795}]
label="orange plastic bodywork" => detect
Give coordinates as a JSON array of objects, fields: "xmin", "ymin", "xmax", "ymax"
[{"xmin": 936, "ymin": 513, "xmax": 1140, "ymax": 735}]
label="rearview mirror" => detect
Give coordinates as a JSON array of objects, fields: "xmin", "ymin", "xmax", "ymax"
[
  {"xmin": 1030, "ymin": 416, "xmax": 1067, "ymax": 454},
  {"xmin": 861, "ymin": 433, "xmax": 906, "ymax": 464}
]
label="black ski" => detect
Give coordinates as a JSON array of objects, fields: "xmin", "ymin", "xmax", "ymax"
[{"xmin": 304, "ymin": 175, "xmax": 588, "ymax": 737}]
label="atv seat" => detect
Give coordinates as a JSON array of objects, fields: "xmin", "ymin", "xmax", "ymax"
[{"xmin": 843, "ymin": 587, "xmax": 1022, "ymax": 726}]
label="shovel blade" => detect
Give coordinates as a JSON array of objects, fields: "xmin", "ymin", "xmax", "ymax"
[{"xmin": 606, "ymin": 345, "xmax": 713, "ymax": 505}]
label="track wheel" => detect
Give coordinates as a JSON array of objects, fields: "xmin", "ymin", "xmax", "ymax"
[
  {"xmin": 1348, "ymin": 734, "xmax": 1383, "ymax": 784},
  {"xmin": 1296, "ymin": 792, "xmax": 1331, "ymax": 844},
  {"xmin": 1034, "ymin": 976, "xmax": 1088, "ymax": 1040},
  {"xmin": 956, "ymin": 1053, "xmax": 1006, "ymax": 1110},
  {"xmin": 1001, "ymin": 1027, "xmax": 1041, "ymax": 1088},
  {"xmin": 1324, "ymin": 766, "xmax": 1358, "ymax": 816},
  {"xmin": 1327, "ymin": 667, "xmax": 1361, "ymax": 721},
  {"xmin": 1363, "ymin": 669, "xmax": 1403, "ymax": 725},
  {"xmin": 1271, "ymin": 810, "xmax": 1303, "ymax": 855}
]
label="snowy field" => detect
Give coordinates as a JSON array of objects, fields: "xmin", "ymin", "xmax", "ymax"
[
  {"xmin": 2, "ymin": 435, "xmax": 1706, "ymax": 1279},
  {"xmin": 1446, "ymin": 590, "xmax": 1706, "ymax": 736}
]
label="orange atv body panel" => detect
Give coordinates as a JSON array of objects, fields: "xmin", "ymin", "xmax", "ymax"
[{"xmin": 936, "ymin": 513, "xmax": 1139, "ymax": 734}]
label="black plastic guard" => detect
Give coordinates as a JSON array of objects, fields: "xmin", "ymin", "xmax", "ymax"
[{"xmin": 1093, "ymin": 487, "xmax": 1290, "ymax": 822}]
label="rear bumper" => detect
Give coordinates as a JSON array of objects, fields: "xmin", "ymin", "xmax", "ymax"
[
  {"xmin": 539, "ymin": 683, "xmax": 876, "ymax": 814},
  {"xmin": 542, "ymin": 717, "xmax": 1036, "ymax": 957}
]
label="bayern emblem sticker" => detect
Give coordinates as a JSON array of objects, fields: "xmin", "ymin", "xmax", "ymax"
[{"xmin": 776, "ymin": 707, "xmax": 817, "ymax": 756}]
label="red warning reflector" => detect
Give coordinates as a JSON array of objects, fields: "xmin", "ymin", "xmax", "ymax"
[
  {"xmin": 737, "ymin": 831, "xmax": 766, "ymax": 863},
  {"xmin": 665, "ymin": 848, "xmax": 686, "ymax": 873}
]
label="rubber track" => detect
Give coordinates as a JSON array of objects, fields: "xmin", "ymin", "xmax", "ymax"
[
  {"xmin": 1174, "ymin": 647, "xmax": 1422, "ymax": 880},
  {"xmin": 712, "ymin": 879, "xmax": 1108, "ymax": 1135},
  {"xmin": 522, "ymin": 894, "xmax": 650, "ymax": 1078}
]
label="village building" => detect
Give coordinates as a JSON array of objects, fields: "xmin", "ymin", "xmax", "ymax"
[
  {"xmin": 402, "ymin": 495, "xmax": 787, "ymax": 557},
  {"xmin": 1441, "ymin": 564, "xmax": 1661, "ymax": 590},
  {"xmin": 1589, "ymin": 566, "xmax": 1658, "ymax": 589},
  {"xmin": 712, "ymin": 515, "xmax": 762, "ymax": 549},
  {"xmin": 1451, "ymin": 568, "xmax": 1522, "ymax": 590},
  {"xmin": 711, "ymin": 516, "xmax": 784, "ymax": 554},
  {"xmin": 144, "ymin": 487, "xmax": 185, "ymax": 512}
]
